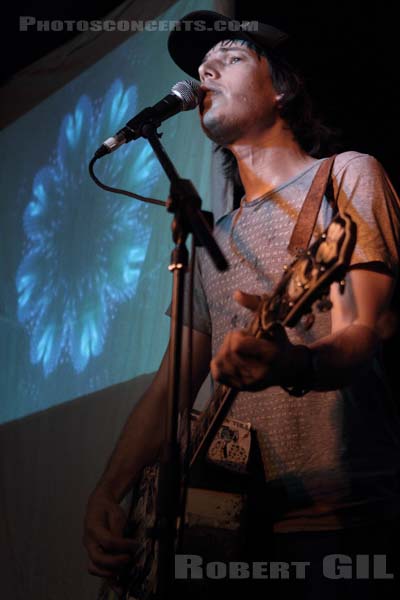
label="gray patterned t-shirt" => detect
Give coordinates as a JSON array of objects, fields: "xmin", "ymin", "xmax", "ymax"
[{"xmin": 185, "ymin": 152, "xmax": 400, "ymax": 532}]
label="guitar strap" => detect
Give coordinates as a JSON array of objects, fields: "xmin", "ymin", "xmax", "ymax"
[{"xmin": 287, "ymin": 154, "xmax": 337, "ymax": 256}]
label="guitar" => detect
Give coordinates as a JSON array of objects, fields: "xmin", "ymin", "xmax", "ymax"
[{"xmin": 98, "ymin": 211, "xmax": 356, "ymax": 600}]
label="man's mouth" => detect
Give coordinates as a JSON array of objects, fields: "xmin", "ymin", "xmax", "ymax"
[
  {"xmin": 199, "ymin": 85, "xmax": 222, "ymax": 112},
  {"xmin": 200, "ymin": 84, "xmax": 222, "ymax": 96}
]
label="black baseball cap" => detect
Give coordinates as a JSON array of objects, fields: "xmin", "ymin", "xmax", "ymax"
[{"xmin": 168, "ymin": 10, "xmax": 289, "ymax": 79}]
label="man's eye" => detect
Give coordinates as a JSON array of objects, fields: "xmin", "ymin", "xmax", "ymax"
[{"xmin": 230, "ymin": 56, "xmax": 241, "ymax": 64}]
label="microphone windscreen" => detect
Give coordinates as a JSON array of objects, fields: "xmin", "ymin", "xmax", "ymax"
[{"xmin": 171, "ymin": 80, "xmax": 200, "ymax": 110}]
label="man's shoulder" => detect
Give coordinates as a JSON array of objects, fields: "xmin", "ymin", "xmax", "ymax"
[{"xmin": 333, "ymin": 150, "xmax": 382, "ymax": 178}]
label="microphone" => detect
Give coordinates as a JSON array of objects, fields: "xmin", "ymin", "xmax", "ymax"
[{"xmin": 94, "ymin": 80, "xmax": 200, "ymax": 158}]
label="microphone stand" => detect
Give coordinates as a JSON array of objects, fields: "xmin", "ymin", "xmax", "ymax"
[{"xmin": 140, "ymin": 123, "xmax": 228, "ymax": 599}]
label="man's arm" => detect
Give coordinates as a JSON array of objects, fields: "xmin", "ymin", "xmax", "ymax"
[
  {"xmin": 210, "ymin": 268, "xmax": 395, "ymax": 392},
  {"xmin": 307, "ymin": 267, "xmax": 394, "ymax": 389},
  {"xmin": 83, "ymin": 327, "xmax": 211, "ymax": 579}
]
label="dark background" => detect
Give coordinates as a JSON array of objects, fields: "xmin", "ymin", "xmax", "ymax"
[{"xmin": 2, "ymin": 1, "xmax": 399, "ymax": 190}]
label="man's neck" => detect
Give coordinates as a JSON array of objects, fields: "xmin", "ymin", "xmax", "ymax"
[{"xmin": 229, "ymin": 125, "xmax": 319, "ymax": 202}]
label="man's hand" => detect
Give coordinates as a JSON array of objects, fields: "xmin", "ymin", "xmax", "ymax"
[
  {"xmin": 210, "ymin": 290, "xmax": 306, "ymax": 391},
  {"xmin": 83, "ymin": 488, "xmax": 138, "ymax": 589}
]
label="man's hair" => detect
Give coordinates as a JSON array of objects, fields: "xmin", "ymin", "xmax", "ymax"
[{"xmin": 217, "ymin": 40, "xmax": 340, "ymax": 189}]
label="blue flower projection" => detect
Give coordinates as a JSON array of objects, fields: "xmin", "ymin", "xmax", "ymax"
[{"xmin": 16, "ymin": 80, "xmax": 162, "ymax": 376}]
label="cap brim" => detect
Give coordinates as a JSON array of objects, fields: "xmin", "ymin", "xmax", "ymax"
[{"xmin": 168, "ymin": 10, "xmax": 289, "ymax": 80}]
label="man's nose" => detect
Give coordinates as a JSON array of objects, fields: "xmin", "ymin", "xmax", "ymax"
[{"xmin": 198, "ymin": 59, "xmax": 219, "ymax": 81}]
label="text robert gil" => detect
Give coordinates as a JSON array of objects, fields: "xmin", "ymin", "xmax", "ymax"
[{"xmin": 175, "ymin": 554, "xmax": 394, "ymax": 580}]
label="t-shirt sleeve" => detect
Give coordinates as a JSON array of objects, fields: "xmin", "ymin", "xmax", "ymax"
[
  {"xmin": 165, "ymin": 249, "xmax": 212, "ymax": 336},
  {"xmin": 333, "ymin": 153, "xmax": 400, "ymax": 275}
]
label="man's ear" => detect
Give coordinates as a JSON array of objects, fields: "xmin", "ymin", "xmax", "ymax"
[{"xmin": 275, "ymin": 93, "xmax": 284, "ymax": 108}]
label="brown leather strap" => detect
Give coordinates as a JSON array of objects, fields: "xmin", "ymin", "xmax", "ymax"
[{"xmin": 287, "ymin": 155, "xmax": 337, "ymax": 256}]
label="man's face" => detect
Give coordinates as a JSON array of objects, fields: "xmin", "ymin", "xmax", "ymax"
[{"xmin": 198, "ymin": 41, "xmax": 281, "ymax": 146}]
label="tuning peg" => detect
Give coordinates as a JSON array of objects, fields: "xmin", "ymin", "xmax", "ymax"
[{"xmin": 316, "ymin": 296, "xmax": 333, "ymax": 312}]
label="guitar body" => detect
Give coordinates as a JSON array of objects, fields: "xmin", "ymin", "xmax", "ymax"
[{"xmin": 113, "ymin": 414, "xmax": 253, "ymax": 599}]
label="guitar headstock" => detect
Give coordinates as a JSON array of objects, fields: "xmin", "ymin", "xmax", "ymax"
[{"xmin": 257, "ymin": 212, "xmax": 356, "ymax": 332}]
